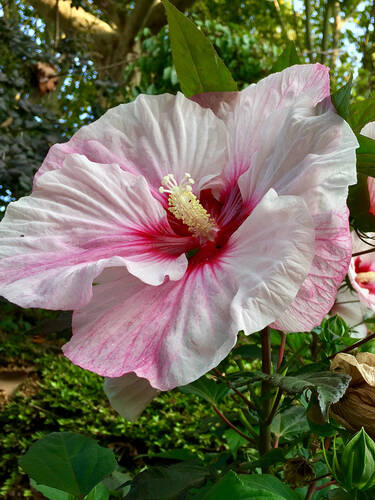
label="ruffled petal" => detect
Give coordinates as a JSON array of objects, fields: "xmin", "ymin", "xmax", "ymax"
[
  {"xmin": 225, "ymin": 189, "xmax": 315, "ymax": 332},
  {"xmin": 237, "ymin": 100, "xmax": 357, "ymax": 212},
  {"xmin": 104, "ymin": 373, "xmax": 159, "ymax": 421},
  {"xmin": 0, "ymin": 155, "xmax": 187, "ymax": 309},
  {"xmin": 35, "ymin": 93, "xmax": 228, "ymax": 194},
  {"xmin": 63, "ymin": 266, "xmax": 238, "ymax": 389},
  {"xmin": 272, "ymin": 210, "xmax": 352, "ymax": 332}
]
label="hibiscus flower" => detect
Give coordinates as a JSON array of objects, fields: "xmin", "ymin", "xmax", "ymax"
[
  {"xmin": 349, "ymin": 231, "xmax": 375, "ymax": 313},
  {"xmin": 0, "ymin": 64, "xmax": 357, "ymax": 419}
]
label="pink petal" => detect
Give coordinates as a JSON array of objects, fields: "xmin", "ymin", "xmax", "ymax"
[
  {"xmin": 226, "ymin": 189, "xmax": 315, "ymax": 332},
  {"xmin": 104, "ymin": 373, "xmax": 159, "ymax": 421},
  {"xmin": 0, "ymin": 155, "xmax": 187, "ymax": 310},
  {"xmin": 35, "ymin": 93, "xmax": 228, "ymax": 194},
  {"xmin": 272, "ymin": 210, "xmax": 352, "ymax": 331},
  {"xmin": 63, "ymin": 190, "xmax": 315, "ymax": 388},
  {"xmin": 368, "ymin": 177, "xmax": 375, "ymax": 215},
  {"xmin": 237, "ymin": 98, "xmax": 357, "ymax": 211},
  {"xmin": 64, "ymin": 266, "xmax": 239, "ymax": 389}
]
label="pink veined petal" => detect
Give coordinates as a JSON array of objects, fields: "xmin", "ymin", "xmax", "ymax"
[
  {"xmin": 272, "ymin": 209, "xmax": 352, "ymax": 332},
  {"xmin": 225, "ymin": 189, "xmax": 315, "ymax": 333},
  {"xmin": 368, "ymin": 177, "xmax": 375, "ymax": 215},
  {"xmin": 237, "ymin": 99, "xmax": 357, "ymax": 211},
  {"xmin": 64, "ymin": 265, "xmax": 239, "ymax": 389},
  {"xmin": 63, "ymin": 189, "xmax": 314, "ymax": 388},
  {"xmin": 35, "ymin": 92, "xmax": 228, "ymax": 195},
  {"xmin": 221, "ymin": 64, "xmax": 331, "ymax": 185},
  {"xmin": 0, "ymin": 155, "xmax": 188, "ymax": 310},
  {"xmin": 104, "ymin": 373, "xmax": 159, "ymax": 421}
]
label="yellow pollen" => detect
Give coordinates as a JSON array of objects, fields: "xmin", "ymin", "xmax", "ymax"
[
  {"xmin": 356, "ymin": 271, "xmax": 375, "ymax": 284},
  {"xmin": 159, "ymin": 173, "xmax": 217, "ymax": 240}
]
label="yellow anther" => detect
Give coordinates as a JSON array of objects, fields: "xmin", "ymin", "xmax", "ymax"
[
  {"xmin": 356, "ymin": 271, "xmax": 375, "ymax": 284},
  {"xmin": 160, "ymin": 173, "xmax": 216, "ymax": 241}
]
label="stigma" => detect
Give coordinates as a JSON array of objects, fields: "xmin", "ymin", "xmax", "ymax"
[{"xmin": 159, "ymin": 173, "xmax": 217, "ymax": 241}]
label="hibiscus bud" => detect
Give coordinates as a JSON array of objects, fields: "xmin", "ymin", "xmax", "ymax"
[
  {"xmin": 283, "ymin": 457, "xmax": 315, "ymax": 488},
  {"xmin": 333, "ymin": 428, "xmax": 375, "ymax": 492},
  {"xmin": 330, "ymin": 352, "xmax": 375, "ymax": 437}
]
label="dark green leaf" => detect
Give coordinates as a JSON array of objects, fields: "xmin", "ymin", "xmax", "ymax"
[
  {"xmin": 332, "ymin": 75, "xmax": 353, "ymax": 120},
  {"xmin": 19, "ymin": 432, "xmax": 117, "ymax": 497},
  {"xmin": 162, "ymin": 0, "xmax": 237, "ymax": 96},
  {"xmin": 179, "ymin": 376, "xmax": 230, "ymax": 404},
  {"xmin": 271, "ymin": 406, "xmax": 309, "ymax": 442},
  {"xmin": 356, "ymin": 134, "xmax": 375, "ymax": 177},
  {"xmin": 350, "ymin": 97, "xmax": 375, "ymax": 133},
  {"xmin": 232, "ymin": 344, "xmax": 262, "ymax": 360},
  {"xmin": 241, "ymin": 449, "xmax": 286, "ymax": 471},
  {"xmin": 126, "ymin": 461, "xmax": 210, "ymax": 500},
  {"xmin": 240, "ymin": 474, "xmax": 302, "ymax": 500},
  {"xmin": 271, "ymin": 41, "xmax": 300, "ymax": 73},
  {"xmin": 30, "ymin": 480, "xmax": 73, "ymax": 500},
  {"xmin": 224, "ymin": 429, "xmax": 248, "ymax": 457},
  {"xmin": 253, "ymin": 371, "xmax": 350, "ymax": 418},
  {"xmin": 85, "ymin": 483, "xmax": 110, "ymax": 500}
]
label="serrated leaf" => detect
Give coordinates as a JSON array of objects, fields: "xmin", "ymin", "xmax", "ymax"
[
  {"xmin": 271, "ymin": 41, "xmax": 300, "ymax": 73},
  {"xmin": 179, "ymin": 376, "xmax": 230, "ymax": 404},
  {"xmin": 126, "ymin": 461, "xmax": 209, "ymax": 500},
  {"xmin": 271, "ymin": 406, "xmax": 309, "ymax": 442},
  {"xmin": 254, "ymin": 371, "xmax": 350, "ymax": 418},
  {"xmin": 332, "ymin": 76, "xmax": 353, "ymax": 120},
  {"xmin": 356, "ymin": 134, "xmax": 375, "ymax": 177},
  {"xmin": 162, "ymin": 0, "xmax": 237, "ymax": 96},
  {"xmin": 20, "ymin": 432, "xmax": 117, "ymax": 497}
]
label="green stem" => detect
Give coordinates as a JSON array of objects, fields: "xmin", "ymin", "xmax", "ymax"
[
  {"xmin": 304, "ymin": 0, "xmax": 313, "ymax": 61},
  {"xmin": 259, "ymin": 326, "xmax": 272, "ymax": 461}
]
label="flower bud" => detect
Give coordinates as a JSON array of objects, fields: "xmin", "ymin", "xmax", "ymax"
[{"xmin": 334, "ymin": 428, "xmax": 375, "ymax": 492}]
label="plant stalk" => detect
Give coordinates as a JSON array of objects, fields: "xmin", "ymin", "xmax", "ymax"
[{"xmin": 259, "ymin": 326, "xmax": 272, "ymax": 461}]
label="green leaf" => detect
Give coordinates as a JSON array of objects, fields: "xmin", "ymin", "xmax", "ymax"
[
  {"xmin": 162, "ymin": 0, "xmax": 237, "ymax": 96},
  {"xmin": 240, "ymin": 474, "xmax": 302, "ymax": 500},
  {"xmin": 271, "ymin": 41, "xmax": 300, "ymax": 73},
  {"xmin": 193, "ymin": 471, "xmax": 301, "ymax": 500},
  {"xmin": 232, "ymin": 344, "xmax": 262, "ymax": 360},
  {"xmin": 271, "ymin": 406, "xmax": 309, "ymax": 442},
  {"xmin": 224, "ymin": 429, "xmax": 248, "ymax": 458},
  {"xmin": 19, "ymin": 432, "xmax": 117, "ymax": 497},
  {"xmin": 350, "ymin": 97, "xmax": 375, "ymax": 134},
  {"xmin": 179, "ymin": 376, "xmax": 230, "ymax": 405},
  {"xmin": 30, "ymin": 479, "xmax": 73, "ymax": 500},
  {"xmin": 254, "ymin": 371, "xmax": 351, "ymax": 419},
  {"xmin": 85, "ymin": 483, "xmax": 110, "ymax": 500},
  {"xmin": 126, "ymin": 461, "xmax": 210, "ymax": 500},
  {"xmin": 348, "ymin": 173, "xmax": 375, "ymax": 232},
  {"xmin": 356, "ymin": 134, "xmax": 375, "ymax": 177},
  {"xmin": 332, "ymin": 75, "xmax": 353, "ymax": 120}
]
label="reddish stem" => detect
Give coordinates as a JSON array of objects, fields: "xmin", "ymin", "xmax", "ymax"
[
  {"xmin": 304, "ymin": 482, "xmax": 316, "ymax": 500},
  {"xmin": 328, "ymin": 331, "xmax": 375, "ymax": 359},
  {"xmin": 212, "ymin": 368, "xmax": 256, "ymax": 410},
  {"xmin": 352, "ymin": 247, "xmax": 375, "ymax": 257},
  {"xmin": 273, "ymin": 435, "xmax": 280, "ymax": 448},
  {"xmin": 213, "ymin": 406, "xmax": 255, "ymax": 445},
  {"xmin": 315, "ymin": 480, "xmax": 337, "ymax": 491}
]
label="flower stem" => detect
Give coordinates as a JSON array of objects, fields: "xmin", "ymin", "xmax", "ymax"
[
  {"xmin": 352, "ymin": 247, "xmax": 375, "ymax": 257},
  {"xmin": 328, "ymin": 331, "xmax": 375, "ymax": 359},
  {"xmin": 259, "ymin": 326, "xmax": 272, "ymax": 461},
  {"xmin": 213, "ymin": 405, "xmax": 255, "ymax": 445}
]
